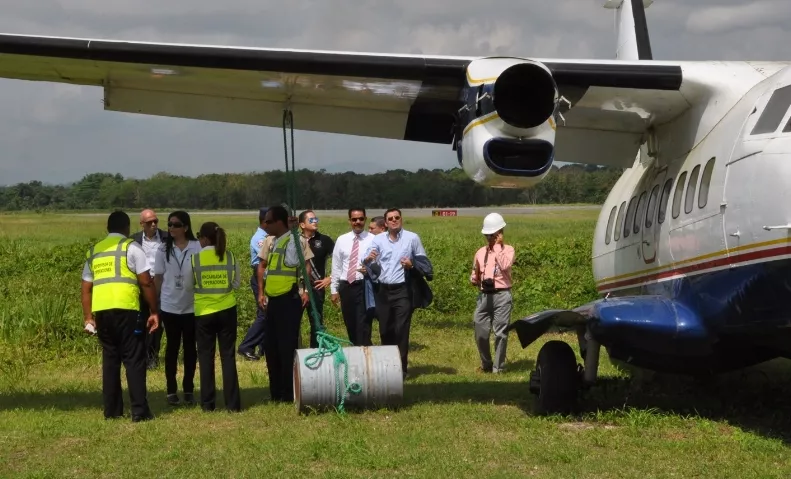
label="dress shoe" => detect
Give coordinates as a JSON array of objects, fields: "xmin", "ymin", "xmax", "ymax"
[
  {"xmin": 239, "ymin": 351, "xmax": 260, "ymax": 361},
  {"xmin": 167, "ymin": 393, "xmax": 180, "ymax": 406},
  {"xmin": 132, "ymin": 412, "xmax": 154, "ymax": 422},
  {"xmin": 183, "ymin": 392, "xmax": 195, "ymax": 406}
]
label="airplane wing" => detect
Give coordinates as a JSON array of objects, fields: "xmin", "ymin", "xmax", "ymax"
[{"xmin": 0, "ymin": 34, "xmax": 688, "ymax": 167}]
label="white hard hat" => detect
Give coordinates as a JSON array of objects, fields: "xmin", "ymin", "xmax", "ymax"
[{"xmin": 481, "ymin": 213, "xmax": 506, "ymax": 235}]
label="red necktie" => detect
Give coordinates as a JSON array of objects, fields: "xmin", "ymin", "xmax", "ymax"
[{"xmin": 347, "ymin": 234, "xmax": 359, "ymax": 282}]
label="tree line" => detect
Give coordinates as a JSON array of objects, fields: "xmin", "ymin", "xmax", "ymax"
[{"xmin": 0, "ymin": 164, "xmax": 622, "ymax": 211}]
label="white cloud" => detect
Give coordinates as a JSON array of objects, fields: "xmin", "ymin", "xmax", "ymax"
[{"xmin": 0, "ymin": 0, "xmax": 789, "ymax": 184}]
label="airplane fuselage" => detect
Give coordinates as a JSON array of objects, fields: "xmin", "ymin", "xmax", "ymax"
[{"xmin": 590, "ymin": 61, "xmax": 791, "ymax": 374}]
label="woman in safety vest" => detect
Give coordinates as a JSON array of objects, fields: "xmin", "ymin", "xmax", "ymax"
[
  {"xmin": 192, "ymin": 221, "xmax": 242, "ymax": 412},
  {"xmin": 153, "ymin": 210, "xmax": 201, "ymax": 407}
]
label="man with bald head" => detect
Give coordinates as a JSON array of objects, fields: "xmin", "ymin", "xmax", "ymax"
[{"xmin": 132, "ymin": 208, "xmax": 169, "ymax": 369}]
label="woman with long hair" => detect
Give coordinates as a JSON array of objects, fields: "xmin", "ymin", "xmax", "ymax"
[
  {"xmin": 191, "ymin": 221, "xmax": 242, "ymax": 412},
  {"xmin": 153, "ymin": 211, "xmax": 201, "ymax": 406}
]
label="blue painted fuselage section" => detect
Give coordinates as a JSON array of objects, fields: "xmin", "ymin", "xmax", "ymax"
[{"xmin": 597, "ymin": 259, "xmax": 791, "ymax": 374}]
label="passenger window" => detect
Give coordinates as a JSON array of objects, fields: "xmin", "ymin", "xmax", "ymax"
[
  {"xmin": 685, "ymin": 165, "xmax": 700, "ymax": 214},
  {"xmin": 658, "ymin": 178, "xmax": 672, "ymax": 224},
  {"xmin": 698, "ymin": 158, "xmax": 715, "ymax": 208},
  {"xmin": 645, "ymin": 184, "xmax": 660, "ymax": 228},
  {"xmin": 614, "ymin": 201, "xmax": 626, "ymax": 241},
  {"xmin": 784, "ymin": 116, "xmax": 791, "ymax": 133},
  {"xmin": 633, "ymin": 191, "xmax": 647, "ymax": 234},
  {"xmin": 751, "ymin": 85, "xmax": 791, "ymax": 135},
  {"xmin": 624, "ymin": 196, "xmax": 637, "ymax": 238},
  {"xmin": 605, "ymin": 206, "xmax": 617, "ymax": 245},
  {"xmin": 672, "ymin": 171, "xmax": 687, "ymax": 219}
]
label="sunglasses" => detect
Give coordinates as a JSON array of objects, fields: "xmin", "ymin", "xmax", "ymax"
[
  {"xmin": 386, "ymin": 215, "xmax": 401, "ymax": 222},
  {"xmin": 143, "ymin": 219, "xmax": 158, "ymax": 225},
  {"xmin": 308, "ymin": 217, "xmax": 319, "ymax": 224},
  {"xmin": 350, "ymin": 216, "xmax": 366, "ymax": 223},
  {"xmin": 168, "ymin": 222, "xmax": 184, "ymax": 228}
]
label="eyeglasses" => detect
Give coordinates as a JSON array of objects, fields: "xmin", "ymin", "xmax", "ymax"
[
  {"xmin": 386, "ymin": 215, "xmax": 401, "ymax": 222},
  {"xmin": 350, "ymin": 217, "xmax": 365, "ymax": 223},
  {"xmin": 144, "ymin": 219, "xmax": 158, "ymax": 226},
  {"xmin": 308, "ymin": 217, "xmax": 319, "ymax": 224},
  {"xmin": 167, "ymin": 222, "xmax": 184, "ymax": 228}
]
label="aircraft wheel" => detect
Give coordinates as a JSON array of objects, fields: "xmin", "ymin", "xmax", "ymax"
[{"xmin": 532, "ymin": 340, "xmax": 581, "ymax": 415}]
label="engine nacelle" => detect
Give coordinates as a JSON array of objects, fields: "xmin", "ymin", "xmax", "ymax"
[{"xmin": 455, "ymin": 58, "xmax": 560, "ymax": 188}]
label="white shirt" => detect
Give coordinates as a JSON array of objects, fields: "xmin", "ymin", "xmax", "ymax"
[
  {"xmin": 154, "ymin": 240, "xmax": 202, "ymax": 315},
  {"xmin": 331, "ymin": 230, "xmax": 374, "ymax": 295},
  {"xmin": 82, "ymin": 233, "xmax": 149, "ymax": 282},
  {"xmin": 141, "ymin": 231, "xmax": 163, "ymax": 272}
]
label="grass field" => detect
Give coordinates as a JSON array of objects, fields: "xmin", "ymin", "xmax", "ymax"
[{"xmin": 1, "ymin": 208, "xmax": 790, "ymax": 477}]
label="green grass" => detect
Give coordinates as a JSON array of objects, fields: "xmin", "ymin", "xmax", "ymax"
[{"xmin": 1, "ymin": 210, "xmax": 790, "ymax": 477}]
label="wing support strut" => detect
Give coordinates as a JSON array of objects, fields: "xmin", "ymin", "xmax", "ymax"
[{"xmin": 279, "ymin": 105, "xmax": 362, "ymax": 413}]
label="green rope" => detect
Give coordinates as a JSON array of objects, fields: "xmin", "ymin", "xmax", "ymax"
[{"xmin": 281, "ymin": 109, "xmax": 362, "ymax": 413}]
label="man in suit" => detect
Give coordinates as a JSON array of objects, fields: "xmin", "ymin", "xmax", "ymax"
[{"xmin": 131, "ymin": 208, "xmax": 169, "ymax": 369}]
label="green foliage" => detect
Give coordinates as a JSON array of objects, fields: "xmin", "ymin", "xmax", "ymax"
[
  {"xmin": 0, "ymin": 211, "xmax": 600, "ymax": 360},
  {"xmin": 0, "ymin": 164, "xmax": 621, "ymax": 211}
]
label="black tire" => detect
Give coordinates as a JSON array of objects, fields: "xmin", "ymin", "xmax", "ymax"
[{"xmin": 534, "ymin": 340, "xmax": 580, "ymax": 415}]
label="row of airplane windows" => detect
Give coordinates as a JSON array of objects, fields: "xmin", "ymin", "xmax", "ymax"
[{"xmin": 604, "ymin": 157, "xmax": 717, "ymax": 245}]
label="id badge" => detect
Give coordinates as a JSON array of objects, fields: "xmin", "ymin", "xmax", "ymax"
[{"xmin": 175, "ymin": 275, "xmax": 184, "ymax": 290}]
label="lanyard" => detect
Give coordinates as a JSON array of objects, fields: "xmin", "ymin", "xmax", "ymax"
[{"xmin": 173, "ymin": 247, "xmax": 190, "ymax": 274}]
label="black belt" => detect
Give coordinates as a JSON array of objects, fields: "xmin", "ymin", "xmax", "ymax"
[
  {"xmin": 482, "ymin": 288, "xmax": 510, "ymax": 294},
  {"xmin": 380, "ymin": 282, "xmax": 406, "ymax": 290},
  {"xmin": 339, "ymin": 280, "xmax": 363, "ymax": 286}
]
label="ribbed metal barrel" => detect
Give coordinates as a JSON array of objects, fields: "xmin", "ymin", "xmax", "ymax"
[{"xmin": 293, "ymin": 345, "xmax": 403, "ymax": 412}]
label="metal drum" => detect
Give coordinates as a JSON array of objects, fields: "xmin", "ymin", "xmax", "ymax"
[{"xmin": 293, "ymin": 345, "xmax": 403, "ymax": 412}]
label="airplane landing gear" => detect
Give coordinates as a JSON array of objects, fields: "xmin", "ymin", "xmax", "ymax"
[
  {"xmin": 529, "ymin": 332, "xmax": 600, "ymax": 415},
  {"xmin": 530, "ymin": 340, "xmax": 582, "ymax": 414}
]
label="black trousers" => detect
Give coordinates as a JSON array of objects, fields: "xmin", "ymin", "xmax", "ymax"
[
  {"xmin": 338, "ymin": 280, "xmax": 373, "ymax": 346},
  {"xmin": 302, "ymin": 287, "xmax": 326, "ymax": 348},
  {"xmin": 140, "ymin": 293, "xmax": 163, "ymax": 364},
  {"xmin": 94, "ymin": 309, "xmax": 151, "ymax": 419},
  {"xmin": 264, "ymin": 286, "xmax": 303, "ymax": 402},
  {"xmin": 238, "ymin": 267, "xmax": 267, "ymax": 356},
  {"xmin": 161, "ymin": 310, "xmax": 197, "ymax": 396},
  {"xmin": 375, "ymin": 283, "xmax": 413, "ymax": 375},
  {"xmin": 195, "ymin": 306, "xmax": 241, "ymax": 412}
]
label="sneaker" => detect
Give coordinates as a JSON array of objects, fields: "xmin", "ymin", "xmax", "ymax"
[{"xmin": 167, "ymin": 393, "xmax": 180, "ymax": 406}]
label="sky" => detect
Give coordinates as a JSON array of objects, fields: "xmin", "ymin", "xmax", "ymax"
[{"xmin": 1, "ymin": 0, "xmax": 790, "ymax": 185}]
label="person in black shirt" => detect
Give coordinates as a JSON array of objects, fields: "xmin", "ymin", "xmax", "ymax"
[{"xmin": 299, "ymin": 210, "xmax": 336, "ymax": 348}]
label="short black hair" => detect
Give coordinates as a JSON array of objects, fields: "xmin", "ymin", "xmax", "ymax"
[
  {"xmin": 268, "ymin": 205, "xmax": 289, "ymax": 226},
  {"xmin": 107, "ymin": 210, "xmax": 130, "ymax": 233},
  {"xmin": 384, "ymin": 208, "xmax": 401, "ymax": 219},
  {"xmin": 259, "ymin": 207, "xmax": 269, "ymax": 223},
  {"xmin": 298, "ymin": 209, "xmax": 314, "ymax": 224},
  {"xmin": 372, "ymin": 216, "xmax": 386, "ymax": 229},
  {"xmin": 348, "ymin": 207, "xmax": 366, "ymax": 218}
]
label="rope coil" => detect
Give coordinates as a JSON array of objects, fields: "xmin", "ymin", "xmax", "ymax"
[{"xmin": 281, "ymin": 109, "xmax": 361, "ymax": 413}]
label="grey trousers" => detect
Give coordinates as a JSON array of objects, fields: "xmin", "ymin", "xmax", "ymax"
[{"xmin": 474, "ymin": 289, "xmax": 512, "ymax": 372}]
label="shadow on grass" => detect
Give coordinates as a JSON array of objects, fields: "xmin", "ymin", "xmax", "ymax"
[
  {"xmin": 0, "ymin": 386, "xmax": 275, "ymax": 416},
  {"xmin": 574, "ymin": 360, "xmax": 791, "ymax": 445}
]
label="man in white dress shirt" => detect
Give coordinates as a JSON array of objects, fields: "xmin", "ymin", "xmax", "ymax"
[
  {"xmin": 331, "ymin": 207, "xmax": 375, "ymax": 346},
  {"xmin": 132, "ymin": 208, "xmax": 168, "ymax": 369}
]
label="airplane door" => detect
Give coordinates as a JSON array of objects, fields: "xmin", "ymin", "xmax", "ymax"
[
  {"xmin": 724, "ymin": 78, "xmax": 791, "ymax": 254},
  {"xmin": 641, "ymin": 167, "xmax": 668, "ymax": 264}
]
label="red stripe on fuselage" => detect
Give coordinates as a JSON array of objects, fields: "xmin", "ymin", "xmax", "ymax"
[{"xmin": 597, "ymin": 245, "xmax": 791, "ymax": 292}]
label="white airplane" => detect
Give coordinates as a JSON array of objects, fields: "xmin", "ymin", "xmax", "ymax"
[{"xmin": 1, "ymin": 0, "xmax": 790, "ymax": 414}]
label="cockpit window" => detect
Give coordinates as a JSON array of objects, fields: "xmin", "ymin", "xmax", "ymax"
[{"xmin": 751, "ymin": 84, "xmax": 791, "ymax": 135}]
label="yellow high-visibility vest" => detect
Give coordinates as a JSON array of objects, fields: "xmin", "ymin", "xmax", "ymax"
[
  {"xmin": 264, "ymin": 234, "xmax": 298, "ymax": 297},
  {"xmin": 192, "ymin": 249, "xmax": 237, "ymax": 316},
  {"xmin": 86, "ymin": 236, "xmax": 140, "ymax": 312}
]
